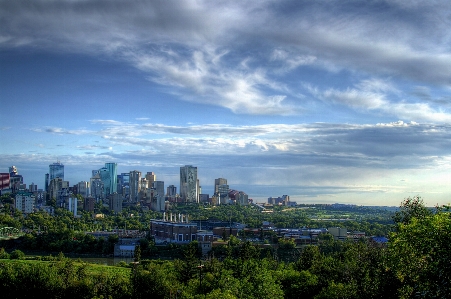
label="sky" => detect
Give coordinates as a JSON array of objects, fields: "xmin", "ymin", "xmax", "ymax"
[{"xmin": 1, "ymin": 0, "xmax": 451, "ymax": 206}]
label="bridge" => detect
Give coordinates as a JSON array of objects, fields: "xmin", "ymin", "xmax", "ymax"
[{"xmin": 0, "ymin": 227, "xmax": 24, "ymax": 240}]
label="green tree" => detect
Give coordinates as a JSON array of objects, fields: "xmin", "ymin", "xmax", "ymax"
[
  {"xmin": 389, "ymin": 210, "xmax": 451, "ymax": 298},
  {"xmin": 392, "ymin": 196, "xmax": 432, "ymax": 225},
  {"xmin": 9, "ymin": 249, "xmax": 25, "ymax": 260},
  {"xmin": 0, "ymin": 247, "xmax": 10, "ymax": 259},
  {"xmin": 134, "ymin": 245, "xmax": 141, "ymax": 262}
]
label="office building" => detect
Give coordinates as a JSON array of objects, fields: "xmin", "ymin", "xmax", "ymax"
[
  {"xmin": 167, "ymin": 185, "xmax": 177, "ymax": 197},
  {"xmin": 90, "ymin": 174, "xmax": 104, "ymax": 201},
  {"xmin": 145, "ymin": 172, "xmax": 156, "ymax": 188},
  {"xmin": 117, "ymin": 172, "xmax": 130, "ymax": 198},
  {"xmin": 98, "ymin": 167, "xmax": 111, "ymax": 197},
  {"xmin": 218, "ymin": 184, "xmax": 229, "ymax": 204},
  {"xmin": 84, "ymin": 197, "xmax": 96, "ymax": 212},
  {"xmin": 49, "ymin": 162, "xmax": 64, "ymax": 180},
  {"xmin": 214, "ymin": 178, "xmax": 227, "ymax": 194},
  {"xmin": 180, "ymin": 165, "xmax": 198, "ymax": 203},
  {"xmin": 268, "ymin": 195, "xmax": 290, "ymax": 205},
  {"xmin": 15, "ymin": 192, "xmax": 35, "ymax": 214},
  {"xmin": 8, "ymin": 166, "xmax": 23, "ymax": 193},
  {"xmin": 9, "ymin": 166, "xmax": 18, "ymax": 176},
  {"xmin": 152, "ymin": 181, "xmax": 165, "ymax": 211},
  {"xmin": 104, "ymin": 162, "xmax": 118, "ymax": 194},
  {"xmin": 109, "ymin": 193, "xmax": 123, "ymax": 214},
  {"xmin": 45, "ymin": 162, "xmax": 64, "ymax": 193},
  {"xmin": 68, "ymin": 195, "xmax": 78, "ymax": 217},
  {"xmin": 129, "ymin": 170, "xmax": 142, "ymax": 202},
  {"xmin": 77, "ymin": 181, "xmax": 90, "ymax": 198},
  {"xmin": 0, "ymin": 173, "xmax": 10, "ymax": 190}
]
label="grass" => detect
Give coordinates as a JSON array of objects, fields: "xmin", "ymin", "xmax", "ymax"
[{"xmin": 0, "ymin": 257, "xmax": 132, "ymax": 277}]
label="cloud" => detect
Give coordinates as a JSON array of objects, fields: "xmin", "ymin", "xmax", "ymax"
[
  {"xmin": 34, "ymin": 120, "xmax": 451, "ymax": 165},
  {"xmin": 309, "ymin": 79, "xmax": 451, "ymax": 123},
  {"xmin": 2, "ymin": 1, "xmax": 450, "ymax": 116},
  {"xmin": 41, "ymin": 127, "xmax": 92, "ymax": 135}
]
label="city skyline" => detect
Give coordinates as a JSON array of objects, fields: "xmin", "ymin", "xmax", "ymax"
[{"xmin": 1, "ymin": 1, "xmax": 451, "ymax": 206}]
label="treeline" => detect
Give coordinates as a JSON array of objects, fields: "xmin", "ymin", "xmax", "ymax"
[{"xmin": 1, "ymin": 196, "xmax": 450, "ymax": 298}]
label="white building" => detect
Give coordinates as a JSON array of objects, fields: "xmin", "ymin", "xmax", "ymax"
[{"xmin": 15, "ymin": 192, "xmax": 35, "ymax": 214}]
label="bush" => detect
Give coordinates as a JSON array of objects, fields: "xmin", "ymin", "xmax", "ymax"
[
  {"xmin": 10, "ymin": 249, "xmax": 25, "ymax": 260},
  {"xmin": 0, "ymin": 247, "xmax": 10, "ymax": 259}
]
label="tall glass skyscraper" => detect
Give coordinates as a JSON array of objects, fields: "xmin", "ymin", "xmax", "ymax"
[
  {"xmin": 104, "ymin": 162, "xmax": 117, "ymax": 194},
  {"xmin": 129, "ymin": 170, "xmax": 142, "ymax": 202},
  {"xmin": 180, "ymin": 165, "xmax": 198, "ymax": 203},
  {"xmin": 49, "ymin": 162, "xmax": 64, "ymax": 180}
]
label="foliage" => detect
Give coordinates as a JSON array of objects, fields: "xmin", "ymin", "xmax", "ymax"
[
  {"xmin": 392, "ymin": 195, "xmax": 432, "ymax": 226},
  {"xmin": 0, "ymin": 197, "xmax": 449, "ymax": 298},
  {"xmin": 389, "ymin": 210, "xmax": 451, "ymax": 298},
  {"xmin": 0, "ymin": 247, "xmax": 10, "ymax": 259},
  {"xmin": 9, "ymin": 249, "xmax": 25, "ymax": 260}
]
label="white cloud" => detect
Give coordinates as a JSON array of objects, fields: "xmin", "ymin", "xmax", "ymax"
[
  {"xmin": 2, "ymin": 1, "xmax": 450, "ymax": 116},
  {"xmin": 312, "ymin": 79, "xmax": 451, "ymax": 123}
]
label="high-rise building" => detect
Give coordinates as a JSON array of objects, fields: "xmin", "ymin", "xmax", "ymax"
[
  {"xmin": 153, "ymin": 181, "xmax": 165, "ymax": 198},
  {"xmin": 214, "ymin": 178, "xmax": 227, "ymax": 194},
  {"xmin": 77, "ymin": 181, "xmax": 90, "ymax": 198},
  {"xmin": 129, "ymin": 170, "xmax": 142, "ymax": 202},
  {"xmin": 109, "ymin": 193, "xmax": 123, "ymax": 214},
  {"xmin": 98, "ymin": 168, "xmax": 111, "ymax": 197},
  {"xmin": 237, "ymin": 191, "xmax": 249, "ymax": 205},
  {"xmin": 180, "ymin": 165, "xmax": 198, "ymax": 203},
  {"xmin": 49, "ymin": 162, "xmax": 64, "ymax": 180},
  {"xmin": 9, "ymin": 166, "xmax": 18, "ymax": 176},
  {"xmin": 0, "ymin": 173, "xmax": 10, "ymax": 190},
  {"xmin": 167, "ymin": 185, "xmax": 177, "ymax": 197},
  {"xmin": 218, "ymin": 184, "xmax": 230, "ymax": 204},
  {"xmin": 44, "ymin": 173, "xmax": 49, "ymax": 192},
  {"xmin": 46, "ymin": 162, "xmax": 64, "ymax": 194},
  {"xmin": 117, "ymin": 173, "xmax": 130, "ymax": 198},
  {"xmin": 145, "ymin": 172, "xmax": 156, "ymax": 188},
  {"xmin": 48, "ymin": 178, "xmax": 69, "ymax": 206},
  {"xmin": 152, "ymin": 181, "xmax": 165, "ymax": 211},
  {"xmin": 84, "ymin": 197, "xmax": 96, "ymax": 212},
  {"xmin": 90, "ymin": 175, "xmax": 104, "ymax": 201},
  {"xmin": 15, "ymin": 192, "xmax": 35, "ymax": 214},
  {"xmin": 104, "ymin": 163, "xmax": 118, "ymax": 194},
  {"xmin": 68, "ymin": 195, "xmax": 78, "ymax": 217}
]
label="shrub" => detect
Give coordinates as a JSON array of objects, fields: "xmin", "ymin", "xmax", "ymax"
[{"xmin": 10, "ymin": 249, "xmax": 25, "ymax": 260}]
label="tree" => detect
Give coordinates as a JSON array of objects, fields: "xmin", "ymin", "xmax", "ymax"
[
  {"xmin": 134, "ymin": 245, "xmax": 141, "ymax": 262},
  {"xmin": 0, "ymin": 247, "xmax": 10, "ymax": 259},
  {"xmin": 393, "ymin": 196, "xmax": 432, "ymax": 225},
  {"xmin": 9, "ymin": 249, "xmax": 25, "ymax": 260},
  {"xmin": 389, "ymin": 209, "xmax": 451, "ymax": 298}
]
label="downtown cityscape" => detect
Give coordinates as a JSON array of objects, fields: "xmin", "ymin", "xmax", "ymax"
[
  {"xmin": 1, "ymin": 1, "xmax": 451, "ymax": 298},
  {"xmin": 1, "ymin": 162, "xmax": 294, "ymax": 216}
]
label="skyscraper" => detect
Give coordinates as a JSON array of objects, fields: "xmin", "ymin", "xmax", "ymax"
[
  {"xmin": 152, "ymin": 181, "xmax": 165, "ymax": 211},
  {"xmin": 104, "ymin": 162, "xmax": 117, "ymax": 194},
  {"xmin": 49, "ymin": 162, "xmax": 64, "ymax": 180},
  {"xmin": 99, "ymin": 168, "xmax": 111, "ymax": 197},
  {"xmin": 214, "ymin": 178, "xmax": 227, "ymax": 194},
  {"xmin": 180, "ymin": 165, "xmax": 198, "ymax": 203},
  {"xmin": 167, "ymin": 185, "xmax": 177, "ymax": 197},
  {"xmin": 117, "ymin": 172, "xmax": 130, "ymax": 197},
  {"xmin": 129, "ymin": 170, "xmax": 142, "ymax": 202},
  {"xmin": 145, "ymin": 172, "xmax": 156, "ymax": 188}
]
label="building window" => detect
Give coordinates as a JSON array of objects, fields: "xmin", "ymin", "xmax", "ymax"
[{"xmin": 178, "ymin": 234, "xmax": 183, "ymax": 242}]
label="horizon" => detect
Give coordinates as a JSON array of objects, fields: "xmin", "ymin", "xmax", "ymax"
[{"xmin": 1, "ymin": 1, "xmax": 450, "ymax": 207}]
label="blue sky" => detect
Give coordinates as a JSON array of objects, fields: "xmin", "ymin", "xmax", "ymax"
[{"xmin": 1, "ymin": 0, "xmax": 451, "ymax": 206}]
